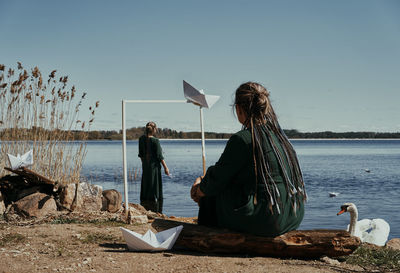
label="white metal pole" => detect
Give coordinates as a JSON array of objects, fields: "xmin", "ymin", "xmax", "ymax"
[
  {"xmin": 199, "ymin": 107, "xmax": 206, "ymax": 176},
  {"xmin": 122, "ymin": 100, "xmax": 129, "ymax": 218}
]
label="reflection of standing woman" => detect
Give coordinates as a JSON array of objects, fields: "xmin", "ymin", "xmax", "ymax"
[{"xmin": 138, "ymin": 122, "xmax": 169, "ymax": 211}]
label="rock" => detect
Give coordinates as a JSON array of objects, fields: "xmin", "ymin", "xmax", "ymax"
[
  {"xmin": 128, "ymin": 206, "xmax": 144, "ymax": 216},
  {"xmin": 101, "ymin": 189, "xmax": 122, "ymax": 213},
  {"xmin": 59, "ymin": 182, "xmax": 103, "ymax": 211},
  {"xmin": 124, "ymin": 203, "xmax": 165, "ymax": 220},
  {"xmin": 79, "ymin": 182, "xmax": 102, "ymax": 211},
  {"xmin": 129, "ymin": 203, "xmax": 148, "ymax": 214},
  {"xmin": 128, "ymin": 215, "xmax": 148, "ymax": 225},
  {"xmin": 320, "ymin": 256, "xmax": 340, "ymax": 266},
  {"xmin": 59, "ymin": 183, "xmax": 78, "ymax": 210},
  {"xmin": 386, "ymin": 238, "xmax": 400, "ymax": 250},
  {"xmin": 146, "ymin": 211, "xmax": 166, "ymax": 219},
  {"xmin": 0, "ymin": 191, "xmax": 6, "ymax": 214},
  {"xmin": 11, "ymin": 192, "xmax": 57, "ymax": 217},
  {"xmin": 127, "ymin": 206, "xmax": 148, "ymax": 224}
]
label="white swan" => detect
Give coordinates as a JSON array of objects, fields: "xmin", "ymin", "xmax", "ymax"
[{"xmin": 337, "ymin": 202, "xmax": 390, "ymax": 246}]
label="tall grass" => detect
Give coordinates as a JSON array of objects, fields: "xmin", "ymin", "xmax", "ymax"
[{"xmin": 0, "ymin": 62, "xmax": 99, "ymax": 185}]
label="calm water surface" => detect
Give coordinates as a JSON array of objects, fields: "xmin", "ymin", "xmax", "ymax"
[{"xmin": 82, "ymin": 139, "xmax": 400, "ymax": 239}]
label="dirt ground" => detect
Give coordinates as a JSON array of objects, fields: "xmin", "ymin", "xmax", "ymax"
[{"xmin": 0, "ymin": 212, "xmax": 366, "ymax": 273}]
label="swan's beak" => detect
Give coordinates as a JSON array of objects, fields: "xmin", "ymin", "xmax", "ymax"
[{"xmin": 337, "ymin": 209, "xmax": 346, "ymax": 215}]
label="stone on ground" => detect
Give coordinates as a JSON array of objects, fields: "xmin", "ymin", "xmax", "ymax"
[
  {"xmin": 59, "ymin": 182, "xmax": 103, "ymax": 211},
  {"xmin": 127, "ymin": 206, "xmax": 148, "ymax": 224},
  {"xmin": 386, "ymin": 238, "xmax": 400, "ymax": 250},
  {"xmin": 0, "ymin": 191, "xmax": 5, "ymax": 214},
  {"xmin": 11, "ymin": 192, "xmax": 57, "ymax": 217},
  {"xmin": 102, "ymin": 189, "xmax": 122, "ymax": 213},
  {"xmin": 59, "ymin": 183, "xmax": 77, "ymax": 210},
  {"xmin": 79, "ymin": 182, "xmax": 102, "ymax": 211}
]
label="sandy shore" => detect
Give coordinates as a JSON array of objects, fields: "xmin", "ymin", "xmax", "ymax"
[{"xmin": 0, "ymin": 212, "xmax": 367, "ymax": 273}]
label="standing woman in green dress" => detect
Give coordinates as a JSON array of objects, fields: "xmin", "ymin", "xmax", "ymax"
[
  {"xmin": 191, "ymin": 82, "xmax": 307, "ymax": 237},
  {"xmin": 138, "ymin": 122, "xmax": 170, "ymax": 212}
]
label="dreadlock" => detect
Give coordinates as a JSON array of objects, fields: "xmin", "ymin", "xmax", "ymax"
[{"xmin": 234, "ymin": 82, "xmax": 307, "ymax": 214}]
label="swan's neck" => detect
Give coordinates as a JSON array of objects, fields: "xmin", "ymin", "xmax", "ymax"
[{"xmin": 348, "ymin": 209, "xmax": 358, "ymax": 235}]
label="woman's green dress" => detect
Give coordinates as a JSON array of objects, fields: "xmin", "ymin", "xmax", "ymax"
[
  {"xmin": 199, "ymin": 128, "xmax": 305, "ymax": 237},
  {"xmin": 138, "ymin": 135, "xmax": 164, "ymax": 202}
]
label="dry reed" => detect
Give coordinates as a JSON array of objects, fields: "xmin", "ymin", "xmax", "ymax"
[{"xmin": 0, "ymin": 63, "xmax": 99, "ymax": 185}]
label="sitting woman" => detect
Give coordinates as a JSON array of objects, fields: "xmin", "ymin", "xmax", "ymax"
[{"xmin": 191, "ymin": 82, "xmax": 306, "ymax": 237}]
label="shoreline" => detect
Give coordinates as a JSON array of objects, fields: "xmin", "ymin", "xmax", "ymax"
[
  {"xmin": 85, "ymin": 138, "xmax": 400, "ymax": 141},
  {"xmin": 1, "ymin": 212, "xmax": 397, "ymax": 273},
  {"xmin": 2, "ymin": 139, "xmax": 399, "ymax": 144}
]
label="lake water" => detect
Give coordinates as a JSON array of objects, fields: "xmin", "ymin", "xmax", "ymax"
[{"xmin": 82, "ymin": 139, "xmax": 400, "ymax": 239}]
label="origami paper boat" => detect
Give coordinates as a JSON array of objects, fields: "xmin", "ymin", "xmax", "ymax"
[
  {"xmin": 183, "ymin": 80, "xmax": 220, "ymax": 109},
  {"xmin": 121, "ymin": 225, "xmax": 183, "ymax": 251},
  {"xmin": 7, "ymin": 149, "xmax": 33, "ymax": 170}
]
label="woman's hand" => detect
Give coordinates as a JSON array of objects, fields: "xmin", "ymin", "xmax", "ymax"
[
  {"xmin": 164, "ymin": 167, "xmax": 170, "ymax": 176},
  {"xmin": 190, "ymin": 176, "xmax": 205, "ymax": 203},
  {"xmin": 161, "ymin": 160, "xmax": 170, "ymax": 176}
]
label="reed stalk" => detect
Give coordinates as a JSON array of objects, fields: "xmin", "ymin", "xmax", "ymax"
[{"xmin": 0, "ymin": 63, "xmax": 99, "ymax": 185}]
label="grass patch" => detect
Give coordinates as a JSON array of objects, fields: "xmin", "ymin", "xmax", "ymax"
[
  {"xmin": 51, "ymin": 217, "xmax": 80, "ymax": 224},
  {"xmin": 51, "ymin": 216, "xmax": 129, "ymax": 227},
  {"xmin": 344, "ymin": 245, "xmax": 400, "ymax": 271},
  {"xmin": 0, "ymin": 233, "xmax": 26, "ymax": 247},
  {"xmin": 80, "ymin": 231, "xmax": 119, "ymax": 244},
  {"xmin": 54, "ymin": 240, "xmax": 69, "ymax": 257},
  {"xmin": 87, "ymin": 218, "xmax": 129, "ymax": 227}
]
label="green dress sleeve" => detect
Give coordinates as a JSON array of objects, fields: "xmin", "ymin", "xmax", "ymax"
[{"xmin": 200, "ymin": 134, "xmax": 251, "ymax": 196}]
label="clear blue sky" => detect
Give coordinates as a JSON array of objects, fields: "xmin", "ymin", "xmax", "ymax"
[{"xmin": 1, "ymin": 0, "xmax": 399, "ymax": 133}]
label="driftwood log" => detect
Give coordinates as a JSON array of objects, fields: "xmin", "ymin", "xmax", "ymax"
[
  {"xmin": 1, "ymin": 167, "xmax": 56, "ymax": 206},
  {"xmin": 4, "ymin": 167, "xmax": 55, "ymax": 185},
  {"xmin": 152, "ymin": 219, "xmax": 361, "ymax": 258}
]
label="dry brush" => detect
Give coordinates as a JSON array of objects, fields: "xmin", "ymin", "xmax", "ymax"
[{"xmin": 0, "ymin": 62, "xmax": 99, "ymax": 185}]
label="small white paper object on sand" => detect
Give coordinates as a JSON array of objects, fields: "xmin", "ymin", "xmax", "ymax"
[
  {"xmin": 7, "ymin": 149, "xmax": 33, "ymax": 170},
  {"xmin": 121, "ymin": 225, "xmax": 183, "ymax": 251}
]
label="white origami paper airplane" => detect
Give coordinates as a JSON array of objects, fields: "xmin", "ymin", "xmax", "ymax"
[
  {"xmin": 183, "ymin": 80, "xmax": 220, "ymax": 175},
  {"xmin": 183, "ymin": 80, "xmax": 220, "ymax": 108},
  {"xmin": 121, "ymin": 225, "xmax": 183, "ymax": 252},
  {"xmin": 7, "ymin": 149, "xmax": 33, "ymax": 170}
]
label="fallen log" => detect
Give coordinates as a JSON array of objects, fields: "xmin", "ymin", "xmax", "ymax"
[
  {"xmin": 151, "ymin": 218, "xmax": 361, "ymax": 258},
  {"xmin": 4, "ymin": 167, "xmax": 55, "ymax": 185}
]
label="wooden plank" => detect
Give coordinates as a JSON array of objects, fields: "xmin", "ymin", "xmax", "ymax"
[
  {"xmin": 4, "ymin": 167, "xmax": 55, "ymax": 185},
  {"xmin": 151, "ymin": 218, "xmax": 361, "ymax": 258}
]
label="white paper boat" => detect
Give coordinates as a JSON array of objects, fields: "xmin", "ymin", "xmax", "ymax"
[
  {"xmin": 183, "ymin": 80, "xmax": 220, "ymax": 108},
  {"xmin": 7, "ymin": 149, "xmax": 33, "ymax": 170},
  {"xmin": 121, "ymin": 225, "xmax": 183, "ymax": 251}
]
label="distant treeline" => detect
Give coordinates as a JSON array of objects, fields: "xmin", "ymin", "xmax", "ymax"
[
  {"xmin": 84, "ymin": 127, "xmax": 400, "ymax": 140},
  {"xmin": 85, "ymin": 127, "xmax": 232, "ymax": 140},
  {"xmin": 2, "ymin": 127, "xmax": 399, "ymax": 140},
  {"xmin": 283, "ymin": 130, "xmax": 400, "ymax": 139}
]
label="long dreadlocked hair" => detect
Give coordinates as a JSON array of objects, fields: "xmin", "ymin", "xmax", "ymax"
[{"xmin": 234, "ymin": 82, "xmax": 307, "ymax": 214}]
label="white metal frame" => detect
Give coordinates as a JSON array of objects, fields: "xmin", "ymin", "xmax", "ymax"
[{"xmin": 121, "ymin": 99, "xmax": 186, "ymax": 216}]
